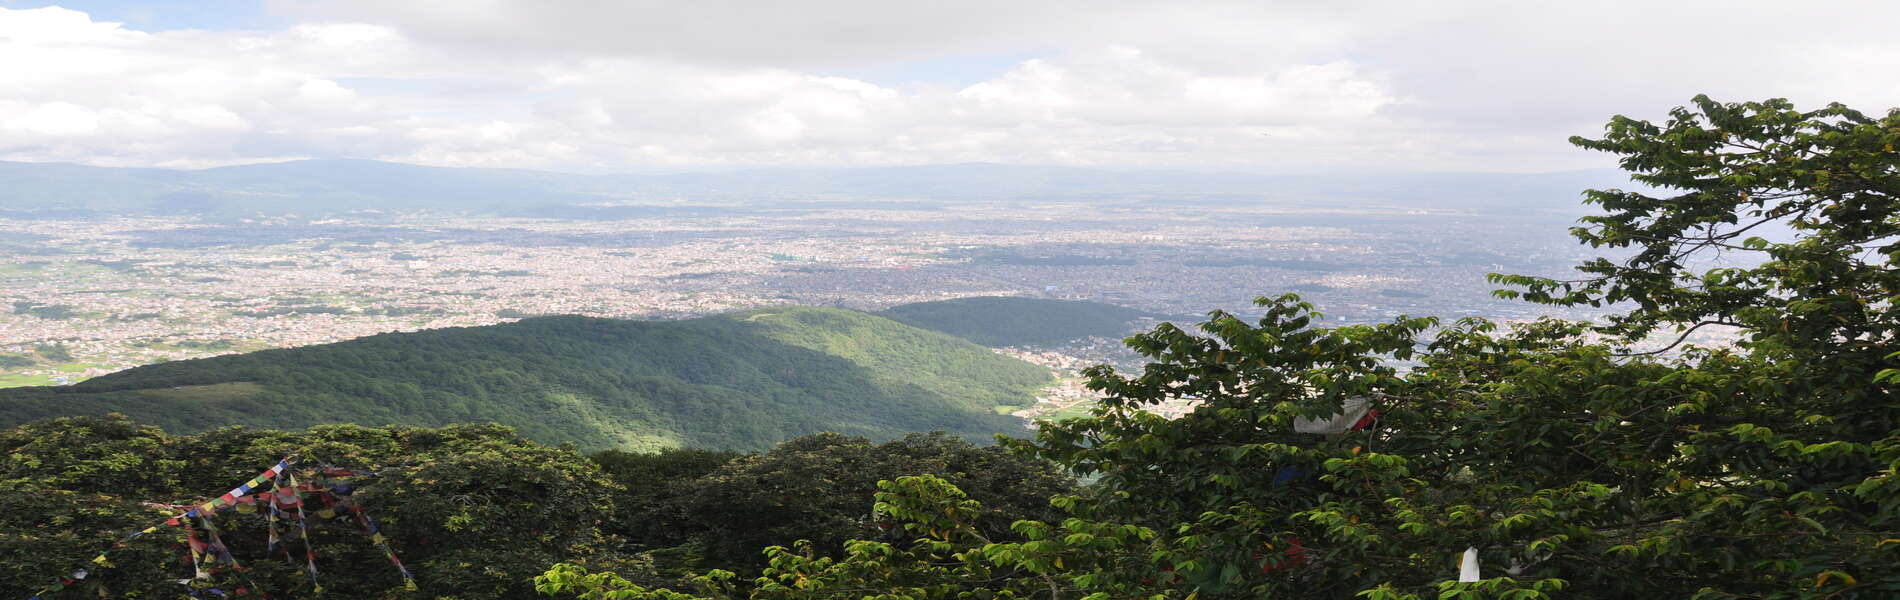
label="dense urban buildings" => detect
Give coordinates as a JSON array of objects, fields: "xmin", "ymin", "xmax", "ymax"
[{"xmin": 0, "ymin": 199, "xmax": 1619, "ymax": 393}]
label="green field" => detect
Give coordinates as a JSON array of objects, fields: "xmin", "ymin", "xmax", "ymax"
[
  {"xmin": 0, "ymin": 374, "xmax": 56, "ymax": 388},
  {"xmin": 0, "ymin": 263, "xmax": 46, "ymax": 277},
  {"xmin": 1048, "ymin": 403, "xmax": 1096, "ymax": 420}
]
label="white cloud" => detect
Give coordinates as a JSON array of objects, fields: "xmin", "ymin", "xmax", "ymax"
[
  {"xmin": 1, "ymin": 2, "xmax": 1898, "ymax": 171},
  {"xmin": 958, "ymin": 48, "xmax": 1392, "ymax": 126}
]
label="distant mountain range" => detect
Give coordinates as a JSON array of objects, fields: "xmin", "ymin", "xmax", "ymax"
[{"xmin": 0, "ymin": 158, "xmax": 1632, "ymax": 218}]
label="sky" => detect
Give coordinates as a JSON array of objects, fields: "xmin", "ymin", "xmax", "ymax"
[{"xmin": 0, "ymin": 1, "xmax": 1896, "ymax": 173}]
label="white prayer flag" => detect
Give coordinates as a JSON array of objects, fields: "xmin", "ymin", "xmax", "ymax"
[
  {"xmin": 1459, "ymin": 547, "xmax": 1481, "ymax": 582},
  {"xmin": 1293, "ymin": 396, "xmax": 1371, "ymax": 434}
]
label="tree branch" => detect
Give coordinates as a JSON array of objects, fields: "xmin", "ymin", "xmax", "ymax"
[{"xmin": 1613, "ymin": 320, "xmax": 1740, "ymax": 357}]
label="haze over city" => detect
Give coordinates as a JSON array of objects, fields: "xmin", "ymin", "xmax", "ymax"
[{"xmin": 3, "ymin": 1, "xmax": 1891, "ymax": 387}]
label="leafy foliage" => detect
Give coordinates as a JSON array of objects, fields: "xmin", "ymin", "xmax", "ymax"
[
  {"xmin": 1, "ymin": 414, "xmax": 620, "ymax": 599},
  {"xmin": 0, "ymin": 307, "xmax": 1052, "ymax": 451},
  {"xmin": 535, "ymin": 475, "xmax": 1144, "ymax": 600},
  {"xmin": 537, "ymin": 96, "xmax": 1900, "ymax": 599},
  {"xmin": 635, "ymin": 432, "xmax": 1075, "ymax": 572},
  {"xmin": 593, "ymin": 446, "xmax": 750, "ymax": 543},
  {"xmin": 1009, "ymin": 96, "xmax": 1900, "ymax": 599},
  {"xmin": 1, "ymin": 418, "xmax": 1076, "ymax": 599}
]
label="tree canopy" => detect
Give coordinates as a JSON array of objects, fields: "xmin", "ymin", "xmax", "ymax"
[
  {"xmin": 0, "ymin": 307, "xmax": 1052, "ymax": 451},
  {"xmin": 537, "ymin": 96, "xmax": 1900, "ymax": 599},
  {"xmin": 3, "ymin": 419, "xmax": 1076, "ymax": 599},
  {"xmin": 641, "ymin": 432, "xmax": 1075, "ymax": 572},
  {"xmin": 1, "ymin": 415, "xmax": 622, "ymax": 599}
]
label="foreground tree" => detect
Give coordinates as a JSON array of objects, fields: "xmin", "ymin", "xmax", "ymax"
[
  {"xmin": 1022, "ymin": 95, "xmax": 1900, "ymax": 599},
  {"xmin": 639, "ymin": 432, "xmax": 1074, "ymax": 572},
  {"xmin": 1, "ymin": 416, "xmax": 621, "ymax": 599},
  {"xmin": 537, "ymin": 96, "xmax": 1900, "ymax": 599}
]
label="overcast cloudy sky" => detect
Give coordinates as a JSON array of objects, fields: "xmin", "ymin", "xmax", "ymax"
[{"xmin": 1, "ymin": 1, "xmax": 1896, "ymax": 173}]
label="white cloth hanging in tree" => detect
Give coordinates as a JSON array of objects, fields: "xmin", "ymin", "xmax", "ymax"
[
  {"xmin": 1459, "ymin": 547, "xmax": 1481, "ymax": 582},
  {"xmin": 1293, "ymin": 396, "xmax": 1372, "ymax": 434}
]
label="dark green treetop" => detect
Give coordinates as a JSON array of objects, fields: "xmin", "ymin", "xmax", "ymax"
[{"xmin": 536, "ymin": 97, "xmax": 1900, "ymax": 599}]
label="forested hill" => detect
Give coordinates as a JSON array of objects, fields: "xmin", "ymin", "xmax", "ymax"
[
  {"xmin": 0, "ymin": 307, "xmax": 1051, "ymax": 451},
  {"xmin": 881, "ymin": 296, "xmax": 1153, "ymax": 347}
]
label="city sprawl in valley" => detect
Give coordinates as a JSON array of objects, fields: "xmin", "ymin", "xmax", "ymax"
[{"xmin": 1, "ymin": 180, "xmax": 1614, "ymax": 388}]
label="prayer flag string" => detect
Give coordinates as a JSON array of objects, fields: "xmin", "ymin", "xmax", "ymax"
[
  {"xmin": 284, "ymin": 470, "xmax": 321, "ymax": 594},
  {"xmin": 23, "ymin": 456, "xmax": 413, "ymax": 599}
]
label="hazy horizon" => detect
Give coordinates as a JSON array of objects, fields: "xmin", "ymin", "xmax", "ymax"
[{"xmin": 0, "ymin": 155, "xmax": 1629, "ymax": 178}]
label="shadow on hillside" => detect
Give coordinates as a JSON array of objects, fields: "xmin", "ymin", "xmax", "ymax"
[{"xmin": 0, "ymin": 315, "xmax": 1029, "ymax": 451}]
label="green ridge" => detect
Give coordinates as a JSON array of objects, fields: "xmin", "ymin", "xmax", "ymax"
[{"xmin": 0, "ymin": 307, "xmax": 1051, "ymax": 451}]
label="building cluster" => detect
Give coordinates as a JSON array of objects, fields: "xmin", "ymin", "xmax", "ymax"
[{"xmin": 0, "ymin": 203, "xmax": 1606, "ymax": 392}]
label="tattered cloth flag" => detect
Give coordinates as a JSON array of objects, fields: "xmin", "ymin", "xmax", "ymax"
[
  {"xmin": 347, "ymin": 497, "xmax": 418, "ymax": 590},
  {"xmin": 1459, "ymin": 547, "xmax": 1481, "ymax": 582},
  {"xmin": 23, "ymin": 456, "xmax": 415, "ymax": 599},
  {"xmin": 23, "ymin": 458, "xmax": 288, "ymax": 599},
  {"xmin": 1259, "ymin": 536, "xmax": 1310, "ymax": 573},
  {"xmin": 284, "ymin": 469, "xmax": 322, "ymax": 593},
  {"xmin": 1293, "ymin": 396, "xmax": 1375, "ymax": 435}
]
